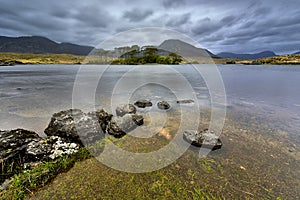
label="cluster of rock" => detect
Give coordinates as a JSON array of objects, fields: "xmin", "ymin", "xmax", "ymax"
[{"xmin": 0, "ymin": 99, "xmax": 222, "ymax": 186}]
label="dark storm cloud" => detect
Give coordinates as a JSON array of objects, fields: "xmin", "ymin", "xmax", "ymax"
[
  {"xmin": 0, "ymin": 0, "xmax": 299, "ymax": 54},
  {"xmin": 123, "ymin": 8, "xmax": 153, "ymax": 22},
  {"xmin": 163, "ymin": 0, "xmax": 185, "ymax": 8},
  {"xmin": 166, "ymin": 13, "xmax": 191, "ymax": 27},
  {"xmin": 73, "ymin": 6, "xmax": 112, "ymax": 28}
]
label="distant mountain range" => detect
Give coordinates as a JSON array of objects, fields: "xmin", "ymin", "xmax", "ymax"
[
  {"xmin": 0, "ymin": 35, "xmax": 296, "ymax": 59},
  {"xmin": 217, "ymin": 51, "xmax": 277, "ymax": 60},
  {"xmin": 294, "ymin": 51, "xmax": 300, "ymax": 55},
  {"xmin": 0, "ymin": 36, "xmax": 93, "ymax": 55}
]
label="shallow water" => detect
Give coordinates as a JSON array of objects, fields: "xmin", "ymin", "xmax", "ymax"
[
  {"xmin": 1, "ymin": 64, "xmax": 300, "ymax": 198},
  {"xmin": 0, "ymin": 64, "xmax": 299, "ymax": 137}
]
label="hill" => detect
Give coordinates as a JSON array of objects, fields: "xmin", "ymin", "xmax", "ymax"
[
  {"xmin": 158, "ymin": 39, "xmax": 218, "ymax": 59},
  {"xmin": 217, "ymin": 51, "xmax": 276, "ymax": 60},
  {"xmin": 0, "ymin": 36, "xmax": 94, "ymax": 55}
]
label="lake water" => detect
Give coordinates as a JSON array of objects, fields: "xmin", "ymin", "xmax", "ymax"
[
  {"xmin": 1, "ymin": 64, "xmax": 300, "ymax": 198},
  {"xmin": 0, "ymin": 64, "xmax": 299, "ymax": 138}
]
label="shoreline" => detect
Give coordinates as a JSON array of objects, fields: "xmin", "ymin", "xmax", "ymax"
[
  {"xmin": 1, "ymin": 52, "xmax": 300, "ymax": 66},
  {"xmin": 1, "ymin": 106, "xmax": 299, "ymax": 199}
]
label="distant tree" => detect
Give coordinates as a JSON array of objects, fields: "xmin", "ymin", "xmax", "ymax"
[
  {"xmin": 131, "ymin": 45, "xmax": 140, "ymax": 52},
  {"xmin": 168, "ymin": 52, "xmax": 183, "ymax": 64},
  {"xmin": 144, "ymin": 47, "xmax": 158, "ymax": 57}
]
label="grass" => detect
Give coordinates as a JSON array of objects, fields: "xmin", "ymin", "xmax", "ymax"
[
  {"xmin": 0, "ymin": 148, "xmax": 92, "ymax": 200},
  {"xmin": 0, "ymin": 109, "xmax": 298, "ymax": 199},
  {"xmin": 0, "ymin": 145, "xmax": 225, "ymax": 200},
  {"xmin": 235, "ymin": 54, "xmax": 300, "ymax": 65},
  {"xmin": 0, "ymin": 52, "xmax": 87, "ymax": 65}
]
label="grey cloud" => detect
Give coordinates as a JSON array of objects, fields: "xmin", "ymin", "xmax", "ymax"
[
  {"xmin": 166, "ymin": 13, "xmax": 190, "ymax": 27},
  {"xmin": 0, "ymin": 0, "xmax": 299, "ymax": 54},
  {"xmin": 123, "ymin": 8, "xmax": 153, "ymax": 22},
  {"xmin": 72, "ymin": 6, "xmax": 113, "ymax": 28},
  {"xmin": 163, "ymin": 0, "xmax": 185, "ymax": 8},
  {"xmin": 191, "ymin": 17, "xmax": 225, "ymax": 37},
  {"xmin": 254, "ymin": 7, "xmax": 272, "ymax": 16},
  {"xmin": 221, "ymin": 15, "xmax": 236, "ymax": 24}
]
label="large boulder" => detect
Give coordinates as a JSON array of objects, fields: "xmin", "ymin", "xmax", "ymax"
[
  {"xmin": 157, "ymin": 101, "xmax": 170, "ymax": 110},
  {"xmin": 107, "ymin": 114, "xmax": 144, "ymax": 138},
  {"xmin": 45, "ymin": 109, "xmax": 106, "ymax": 145},
  {"xmin": 183, "ymin": 129, "xmax": 222, "ymax": 150},
  {"xmin": 115, "ymin": 104, "xmax": 136, "ymax": 117},
  {"xmin": 134, "ymin": 99, "xmax": 152, "ymax": 108}
]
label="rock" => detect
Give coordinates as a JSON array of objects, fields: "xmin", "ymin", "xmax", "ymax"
[
  {"xmin": 131, "ymin": 113, "xmax": 144, "ymax": 126},
  {"xmin": 288, "ymin": 148, "xmax": 295, "ymax": 153},
  {"xmin": 0, "ymin": 129, "xmax": 41, "ymax": 180},
  {"xmin": 134, "ymin": 99, "xmax": 152, "ymax": 108},
  {"xmin": 0, "ymin": 179, "xmax": 12, "ymax": 191},
  {"xmin": 45, "ymin": 109, "xmax": 105, "ymax": 145},
  {"xmin": 94, "ymin": 109, "xmax": 113, "ymax": 132},
  {"xmin": 183, "ymin": 129, "xmax": 222, "ymax": 150},
  {"xmin": 107, "ymin": 114, "xmax": 144, "ymax": 138},
  {"xmin": 0, "ymin": 129, "xmax": 40, "ymax": 152},
  {"xmin": 0, "ymin": 129, "xmax": 80, "ymax": 184},
  {"xmin": 116, "ymin": 104, "xmax": 136, "ymax": 117},
  {"xmin": 157, "ymin": 101, "xmax": 170, "ymax": 110},
  {"xmin": 26, "ymin": 138, "xmax": 52, "ymax": 160},
  {"xmin": 176, "ymin": 99, "xmax": 194, "ymax": 104}
]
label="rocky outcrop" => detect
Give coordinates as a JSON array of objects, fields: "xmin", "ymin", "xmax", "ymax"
[
  {"xmin": 0, "ymin": 129, "xmax": 79, "ymax": 184},
  {"xmin": 0, "ymin": 107, "xmax": 146, "ymax": 186},
  {"xmin": 116, "ymin": 104, "xmax": 136, "ymax": 117},
  {"xmin": 107, "ymin": 114, "xmax": 144, "ymax": 137},
  {"xmin": 44, "ymin": 109, "xmax": 106, "ymax": 145},
  {"xmin": 157, "ymin": 101, "xmax": 170, "ymax": 110},
  {"xmin": 183, "ymin": 129, "xmax": 222, "ymax": 150},
  {"xmin": 134, "ymin": 99, "xmax": 153, "ymax": 108}
]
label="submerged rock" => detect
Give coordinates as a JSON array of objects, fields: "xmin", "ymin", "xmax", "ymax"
[
  {"xmin": 134, "ymin": 99, "xmax": 152, "ymax": 108},
  {"xmin": 176, "ymin": 99, "xmax": 194, "ymax": 104},
  {"xmin": 131, "ymin": 113, "xmax": 144, "ymax": 126},
  {"xmin": 107, "ymin": 114, "xmax": 144, "ymax": 138},
  {"xmin": 157, "ymin": 101, "xmax": 170, "ymax": 110},
  {"xmin": 116, "ymin": 104, "xmax": 136, "ymax": 116},
  {"xmin": 183, "ymin": 129, "xmax": 222, "ymax": 150},
  {"xmin": 45, "ymin": 109, "xmax": 106, "ymax": 144}
]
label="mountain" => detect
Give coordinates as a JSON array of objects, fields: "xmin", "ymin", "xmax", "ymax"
[
  {"xmin": 0, "ymin": 36, "xmax": 94, "ymax": 55},
  {"xmin": 217, "ymin": 51, "xmax": 276, "ymax": 60},
  {"xmin": 293, "ymin": 51, "xmax": 300, "ymax": 55},
  {"xmin": 158, "ymin": 39, "xmax": 218, "ymax": 58}
]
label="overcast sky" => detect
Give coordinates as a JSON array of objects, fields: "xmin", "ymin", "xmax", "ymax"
[{"xmin": 0, "ymin": 0, "xmax": 299, "ymax": 54}]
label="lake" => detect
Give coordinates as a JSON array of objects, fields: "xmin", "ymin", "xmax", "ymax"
[
  {"xmin": 1, "ymin": 64, "xmax": 299, "ymax": 138},
  {"xmin": 0, "ymin": 64, "xmax": 299, "ymax": 199}
]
